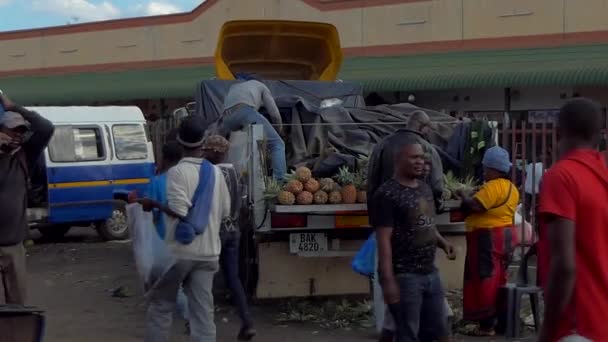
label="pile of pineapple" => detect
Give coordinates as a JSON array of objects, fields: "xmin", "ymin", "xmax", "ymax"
[
  {"xmin": 267, "ymin": 166, "xmax": 367, "ymax": 206},
  {"xmin": 442, "ymin": 171, "xmax": 478, "ymax": 200}
]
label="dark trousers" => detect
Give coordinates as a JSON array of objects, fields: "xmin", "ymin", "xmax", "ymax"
[
  {"xmin": 388, "ymin": 270, "xmax": 448, "ymax": 342},
  {"xmin": 220, "ymin": 231, "xmax": 252, "ymax": 327}
]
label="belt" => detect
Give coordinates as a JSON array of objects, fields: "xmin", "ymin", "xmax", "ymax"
[{"xmin": 223, "ymin": 103, "xmax": 250, "ymax": 117}]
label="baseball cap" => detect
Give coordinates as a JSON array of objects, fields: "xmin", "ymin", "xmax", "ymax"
[{"xmin": 0, "ymin": 111, "xmax": 30, "ymax": 131}]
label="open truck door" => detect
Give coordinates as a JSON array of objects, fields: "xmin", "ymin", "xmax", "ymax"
[{"xmin": 215, "ymin": 20, "xmax": 343, "ymax": 81}]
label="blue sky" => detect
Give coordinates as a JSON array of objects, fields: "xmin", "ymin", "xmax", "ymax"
[{"xmin": 0, "ymin": 0, "xmax": 205, "ymax": 32}]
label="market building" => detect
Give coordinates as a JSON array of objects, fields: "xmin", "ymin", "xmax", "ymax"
[{"xmin": 2, "ymin": 0, "xmax": 608, "ymax": 118}]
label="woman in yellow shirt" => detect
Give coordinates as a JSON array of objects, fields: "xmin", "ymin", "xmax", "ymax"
[{"xmin": 457, "ymin": 146, "xmax": 519, "ymax": 336}]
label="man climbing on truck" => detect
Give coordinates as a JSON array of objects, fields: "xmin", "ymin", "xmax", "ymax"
[{"xmin": 218, "ymin": 76, "xmax": 286, "ymax": 180}]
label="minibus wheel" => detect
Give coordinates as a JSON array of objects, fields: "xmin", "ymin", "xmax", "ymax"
[{"xmin": 96, "ymin": 203, "xmax": 129, "ymax": 241}]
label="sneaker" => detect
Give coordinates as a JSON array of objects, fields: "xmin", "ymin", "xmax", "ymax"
[{"xmin": 237, "ymin": 326, "xmax": 256, "ymax": 341}]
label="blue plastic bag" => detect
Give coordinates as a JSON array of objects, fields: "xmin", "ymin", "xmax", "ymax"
[{"xmin": 352, "ymin": 232, "xmax": 376, "ymax": 277}]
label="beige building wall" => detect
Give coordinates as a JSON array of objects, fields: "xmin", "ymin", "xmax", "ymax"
[{"xmin": 2, "ymin": 0, "xmax": 608, "ymax": 74}]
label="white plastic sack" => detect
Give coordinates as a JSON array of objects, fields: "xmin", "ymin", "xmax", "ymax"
[
  {"xmin": 127, "ymin": 203, "xmax": 176, "ymax": 293},
  {"xmin": 514, "ymin": 204, "xmax": 534, "ymax": 244}
]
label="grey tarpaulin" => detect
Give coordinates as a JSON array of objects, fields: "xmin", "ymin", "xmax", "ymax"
[
  {"xmin": 195, "ymin": 80, "xmax": 457, "ymax": 176},
  {"xmin": 194, "ymin": 79, "xmax": 365, "ymax": 129}
]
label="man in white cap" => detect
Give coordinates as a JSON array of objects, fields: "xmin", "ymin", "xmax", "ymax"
[{"xmin": 0, "ymin": 93, "xmax": 54, "ymax": 304}]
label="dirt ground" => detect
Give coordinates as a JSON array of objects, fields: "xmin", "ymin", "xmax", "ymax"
[{"xmin": 25, "ymin": 227, "xmax": 532, "ymax": 342}]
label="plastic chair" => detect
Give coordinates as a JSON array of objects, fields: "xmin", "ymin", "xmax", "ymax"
[{"xmin": 504, "ymin": 244, "xmax": 542, "ymax": 338}]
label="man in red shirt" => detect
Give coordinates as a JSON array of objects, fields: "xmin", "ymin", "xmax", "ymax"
[{"xmin": 538, "ymin": 98, "xmax": 608, "ymax": 341}]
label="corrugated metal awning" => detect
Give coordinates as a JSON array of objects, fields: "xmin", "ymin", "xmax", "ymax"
[
  {"xmin": 4, "ymin": 44, "xmax": 608, "ymax": 105},
  {"xmin": 340, "ymin": 44, "xmax": 608, "ymax": 91},
  {"xmin": 0, "ymin": 66, "xmax": 215, "ymax": 105}
]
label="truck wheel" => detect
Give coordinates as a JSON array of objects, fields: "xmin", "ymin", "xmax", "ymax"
[
  {"xmin": 96, "ymin": 203, "xmax": 129, "ymax": 241},
  {"xmin": 38, "ymin": 225, "xmax": 71, "ymax": 241}
]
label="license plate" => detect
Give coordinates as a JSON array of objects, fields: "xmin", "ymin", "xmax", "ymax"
[
  {"xmin": 289, "ymin": 233, "xmax": 328, "ymax": 254},
  {"xmin": 335, "ymin": 211, "xmax": 370, "ymax": 228}
]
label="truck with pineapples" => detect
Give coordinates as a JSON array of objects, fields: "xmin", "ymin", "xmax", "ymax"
[{"xmin": 186, "ymin": 20, "xmax": 473, "ymax": 299}]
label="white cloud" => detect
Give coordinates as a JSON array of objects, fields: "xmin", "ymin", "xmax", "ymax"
[
  {"xmin": 32, "ymin": 0, "xmax": 121, "ymax": 22},
  {"xmin": 135, "ymin": 1, "xmax": 183, "ymax": 16},
  {"xmin": 0, "ymin": 0, "xmax": 13, "ymax": 6}
]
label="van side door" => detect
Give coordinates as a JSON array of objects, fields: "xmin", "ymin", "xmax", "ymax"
[{"xmin": 46, "ymin": 124, "xmax": 114, "ymax": 224}]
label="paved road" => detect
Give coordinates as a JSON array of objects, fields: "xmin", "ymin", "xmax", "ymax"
[{"xmin": 25, "ymin": 227, "xmax": 533, "ymax": 341}]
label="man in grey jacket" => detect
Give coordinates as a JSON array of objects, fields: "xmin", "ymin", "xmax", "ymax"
[
  {"xmin": 218, "ymin": 79, "xmax": 286, "ymax": 180},
  {"xmin": 368, "ymin": 111, "xmax": 444, "ymax": 203},
  {"xmin": 0, "ymin": 94, "xmax": 54, "ymax": 304}
]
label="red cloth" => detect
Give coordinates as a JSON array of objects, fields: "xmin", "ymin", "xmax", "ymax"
[
  {"xmin": 538, "ymin": 149, "xmax": 608, "ymax": 341},
  {"xmin": 463, "ymin": 226, "xmax": 517, "ymax": 321}
]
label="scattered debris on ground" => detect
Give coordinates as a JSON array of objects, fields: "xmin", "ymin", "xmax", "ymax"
[
  {"xmin": 110, "ymin": 285, "xmax": 133, "ymax": 298},
  {"xmin": 275, "ymin": 298, "xmax": 374, "ymax": 329},
  {"xmin": 446, "ymin": 288, "xmax": 542, "ymax": 336}
]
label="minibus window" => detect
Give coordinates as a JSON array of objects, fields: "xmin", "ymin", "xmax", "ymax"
[
  {"xmin": 48, "ymin": 126, "xmax": 105, "ymax": 162},
  {"xmin": 112, "ymin": 124, "xmax": 148, "ymax": 160}
]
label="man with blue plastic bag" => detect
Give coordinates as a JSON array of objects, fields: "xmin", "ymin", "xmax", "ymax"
[{"xmin": 139, "ymin": 116, "xmax": 231, "ymax": 342}]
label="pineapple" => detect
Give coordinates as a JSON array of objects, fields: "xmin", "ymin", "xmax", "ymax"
[
  {"xmin": 356, "ymin": 191, "xmax": 367, "ymax": 204},
  {"xmin": 283, "ymin": 170, "xmax": 302, "ymax": 194},
  {"xmin": 263, "ymin": 177, "xmax": 282, "ymax": 201},
  {"xmin": 442, "ymin": 189, "xmax": 453, "ymax": 201},
  {"xmin": 278, "ymin": 191, "xmax": 296, "ymax": 205},
  {"xmin": 337, "ymin": 166, "xmax": 357, "ymax": 204},
  {"xmin": 295, "ymin": 166, "xmax": 312, "ymax": 183},
  {"xmin": 313, "ymin": 191, "xmax": 328, "ymax": 204},
  {"xmin": 328, "ymin": 191, "xmax": 342, "ymax": 204},
  {"xmin": 319, "ymin": 178, "xmax": 336, "ymax": 192},
  {"xmin": 284, "ymin": 180, "xmax": 303, "ymax": 194},
  {"xmin": 443, "ymin": 171, "xmax": 477, "ymax": 199},
  {"xmin": 354, "ymin": 169, "xmax": 367, "ymax": 204},
  {"xmin": 296, "ymin": 191, "xmax": 314, "ymax": 205},
  {"xmin": 304, "ymin": 179, "xmax": 320, "ymax": 193}
]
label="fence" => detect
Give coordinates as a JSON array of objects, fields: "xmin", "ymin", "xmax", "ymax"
[
  {"xmin": 148, "ymin": 116, "xmax": 180, "ymax": 162},
  {"xmin": 499, "ymin": 115, "xmax": 608, "ymax": 248},
  {"xmin": 147, "ymin": 114, "xmax": 606, "ymax": 249}
]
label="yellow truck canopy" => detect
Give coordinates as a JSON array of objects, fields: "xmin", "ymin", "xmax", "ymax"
[{"xmin": 215, "ymin": 20, "xmax": 343, "ymax": 81}]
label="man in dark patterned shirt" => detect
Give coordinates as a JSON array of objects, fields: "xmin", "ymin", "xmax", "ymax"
[{"xmin": 372, "ymin": 139, "xmax": 455, "ymax": 342}]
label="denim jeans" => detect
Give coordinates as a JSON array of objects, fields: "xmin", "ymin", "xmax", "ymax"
[
  {"xmin": 220, "ymin": 105, "xmax": 286, "ymax": 180},
  {"xmin": 220, "ymin": 230, "xmax": 253, "ymax": 328},
  {"xmin": 176, "ymin": 231, "xmax": 253, "ymax": 328},
  {"xmin": 145, "ymin": 260, "xmax": 219, "ymax": 342},
  {"xmin": 388, "ymin": 270, "xmax": 449, "ymax": 342}
]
